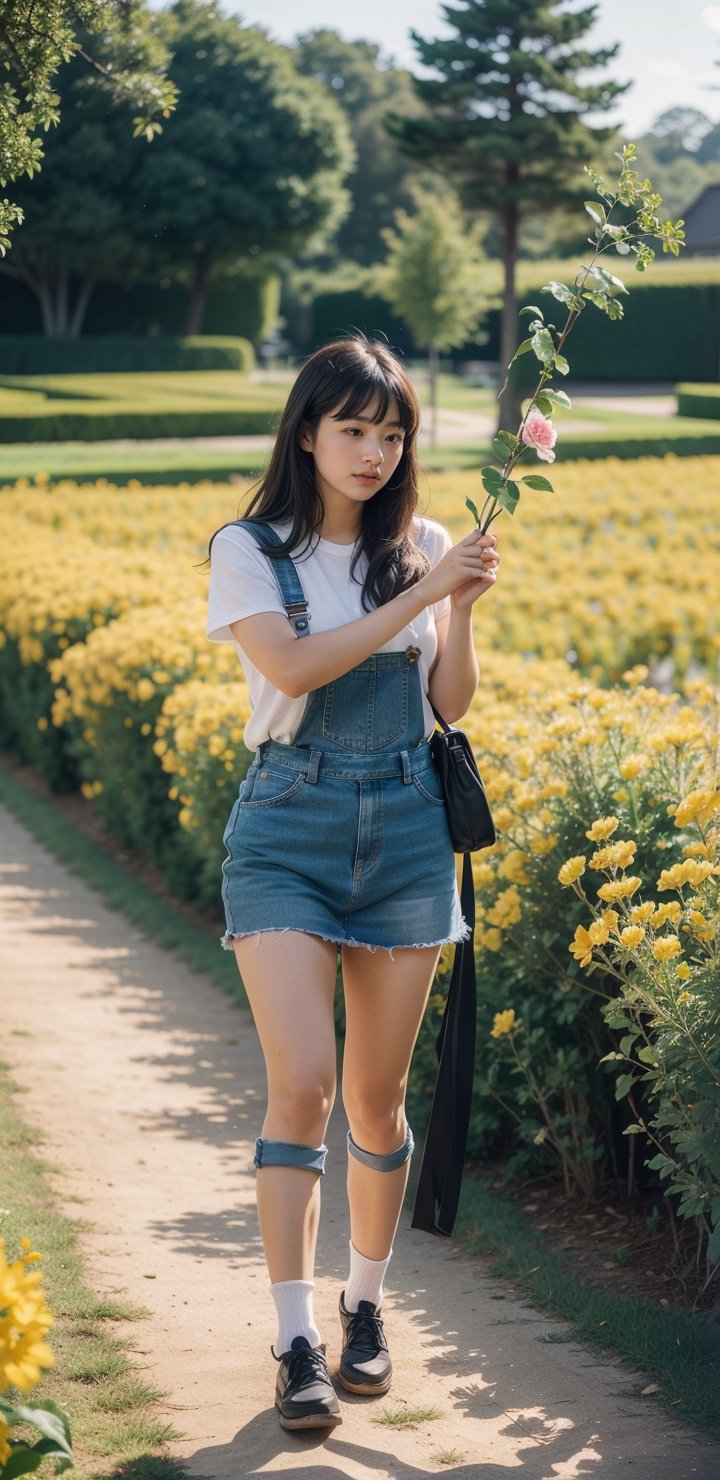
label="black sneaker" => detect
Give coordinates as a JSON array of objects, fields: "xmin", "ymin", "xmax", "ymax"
[
  {"xmin": 338, "ymin": 1292, "xmax": 392, "ymax": 1395},
  {"xmin": 274, "ymin": 1336, "xmax": 342, "ymax": 1430}
]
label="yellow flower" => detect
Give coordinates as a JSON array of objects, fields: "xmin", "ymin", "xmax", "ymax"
[
  {"xmin": 675, "ymin": 962, "xmax": 692, "ymax": 981},
  {"xmin": 499, "ymin": 850, "xmax": 530, "ymax": 885},
  {"xmin": 0, "ymin": 1415, "xmax": 11, "ymax": 1466},
  {"xmin": 0, "ymin": 1236, "xmax": 55, "ymax": 1394},
  {"xmin": 557, "ymin": 855, "xmax": 586, "ymax": 886},
  {"xmin": 620, "ymin": 925, "xmax": 645, "ymax": 949},
  {"xmin": 136, "ymin": 677, "xmax": 156, "ymax": 702},
  {"xmin": 651, "ymin": 901, "xmax": 682, "ymax": 928},
  {"xmin": 479, "ymin": 927, "xmax": 503, "ymax": 952},
  {"xmin": 658, "ymin": 859, "xmax": 712, "ymax": 891},
  {"xmin": 612, "ymin": 788, "xmax": 630, "ymax": 805},
  {"xmin": 630, "ymin": 901, "xmax": 656, "ymax": 923},
  {"xmin": 651, "ymin": 935, "xmax": 682, "ymax": 962},
  {"xmin": 676, "ymin": 991, "xmax": 693, "ymax": 1004},
  {"xmin": 597, "ymin": 876, "xmax": 642, "ymax": 901},
  {"xmin": 491, "ymin": 1009, "xmax": 518, "ymax": 1038},
  {"xmin": 529, "ymin": 833, "xmax": 558, "ymax": 856},
  {"xmin": 674, "ymin": 788, "xmax": 720, "ymax": 828},
  {"xmin": 487, "ymin": 887, "xmax": 522, "ymax": 928},
  {"xmin": 619, "ymin": 754, "xmax": 648, "ymax": 780},
  {"xmin": 570, "ymin": 924, "xmax": 594, "ymax": 967},
  {"xmin": 590, "ymin": 840, "xmax": 637, "ymax": 871},
  {"xmin": 585, "ymin": 816, "xmax": 619, "ymax": 842}
]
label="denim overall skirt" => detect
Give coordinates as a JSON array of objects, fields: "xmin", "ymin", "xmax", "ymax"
[{"xmin": 219, "ymin": 524, "xmax": 469, "ymax": 955}]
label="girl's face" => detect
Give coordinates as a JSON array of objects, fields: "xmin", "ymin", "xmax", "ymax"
[{"xmin": 299, "ymin": 397, "xmax": 406, "ymax": 513}]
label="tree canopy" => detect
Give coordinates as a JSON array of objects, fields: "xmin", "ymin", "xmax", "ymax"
[
  {"xmin": 387, "ymin": 0, "xmax": 628, "ymax": 425},
  {"xmin": 0, "ymin": 0, "xmax": 176, "ymax": 251},
  {"xmin": 135, "ymin": 1, "xmax": 354, "ymax": 332}
]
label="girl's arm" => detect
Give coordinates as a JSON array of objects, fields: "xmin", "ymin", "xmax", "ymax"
[
  {"xmin": 428, "ymin": 535, "xmax": 500, "ymax": 722},
  {"xmin": 229, "ymin": 530, "xmax": 493, "ymax": 699}
]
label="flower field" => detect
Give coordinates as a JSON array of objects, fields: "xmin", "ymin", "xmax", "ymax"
[{"xmin": 1, "ymin": 456, "xmax": 719, "ymax": 1273}]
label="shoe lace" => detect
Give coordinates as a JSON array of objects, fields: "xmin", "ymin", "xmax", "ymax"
[
  {"xmin": 286, "ymin": 1344, "xmax": 331, "ymax": 1395},
  {"xmin": 346, "ymin": 1307, "xmax": 388, "ymax": 1358}
]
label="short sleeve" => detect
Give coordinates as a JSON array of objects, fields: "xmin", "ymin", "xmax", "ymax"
[
  {"xmin": 415, "ymin": 516, "xmax": 453, "ymax": 622},
  {"xmin": 206, "ymin": 526, "xmax": 287, "ymax": 642}
]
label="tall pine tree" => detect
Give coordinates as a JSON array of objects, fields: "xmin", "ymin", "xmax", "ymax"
[{"xmin": 387, "ymin": 0, "xmax": 628, "ymax": 428}]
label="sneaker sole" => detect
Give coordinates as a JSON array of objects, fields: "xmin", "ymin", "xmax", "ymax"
[
  {"xmin": 337, "ymin": 1369, "xmax": 392, "ymax": 1396},
  {"xmin": 276, "ymin": 1399, "xmax": 342, "ymax": 1430}
]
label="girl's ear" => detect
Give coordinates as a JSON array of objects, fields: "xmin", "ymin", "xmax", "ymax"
[{"xmin": 298, "ymin": 421, "xmax": 314, "ymax": 453}]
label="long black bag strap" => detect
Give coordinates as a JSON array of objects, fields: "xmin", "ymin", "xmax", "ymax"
[{"xmin": 410, "ymin": 851, "xmax": 477, "ymax": 1237}]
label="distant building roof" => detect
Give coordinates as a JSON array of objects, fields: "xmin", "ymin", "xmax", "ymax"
[{"xmin": 682, "ymin": 184, "xmax": 720, "ymax": 255}]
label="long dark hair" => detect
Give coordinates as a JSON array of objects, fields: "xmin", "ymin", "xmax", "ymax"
[{"xmin": 205, "ymin": 336, "xmax": 429, "ymax": 610}]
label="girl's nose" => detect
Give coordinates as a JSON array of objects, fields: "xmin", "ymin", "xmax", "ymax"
[{"xmin": 364, "ymin": 446, "xmax": 383, "ymax": 465}]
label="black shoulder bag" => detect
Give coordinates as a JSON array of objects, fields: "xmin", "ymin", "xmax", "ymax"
[{"xmin": 410, "ymin": 707, "xmax": 496, "ymax": 1238}]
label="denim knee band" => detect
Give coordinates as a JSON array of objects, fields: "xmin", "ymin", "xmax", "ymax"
[
  {"xmin": 347, "ymin": 1125, "xmax": 414, "ymax": 1172},
  {"xmin": 253, "ymin": 1137, "xmax": 328, "ymax": 1174}
]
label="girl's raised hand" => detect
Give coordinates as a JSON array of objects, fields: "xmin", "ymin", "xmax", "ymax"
[{"xmin": 421, "ymin": 528, "xmax": 500, "ymax": 609}]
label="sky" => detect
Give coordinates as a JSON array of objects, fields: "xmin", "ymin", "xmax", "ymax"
[{"xmin": 198, "ymin": 0, "xmax": 720, "ymax": 137}]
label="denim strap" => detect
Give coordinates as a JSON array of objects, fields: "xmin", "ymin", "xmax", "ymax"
[
  {"xmin": 229, "ymin": 519, "xmax": 311, "ymax": 636},
  {"xmin": 254, "ymin": 1136, "xmax": 328, "ymax": 1174},
  {"xmin": 347, "ymin": 1125, "xmax": 414, "ymax": 1172}
]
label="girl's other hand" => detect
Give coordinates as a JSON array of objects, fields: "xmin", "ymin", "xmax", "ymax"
[{"xmin": 421, "ymin": 528, "xmax": 499, "ymax": 608}]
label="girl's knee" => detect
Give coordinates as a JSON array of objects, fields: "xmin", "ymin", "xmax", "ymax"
[
  {"xmin": 342, "ymin": 1085, "xmax": 406, "ymax": 1153},
  {"xmin": 267, "ymin": 1074, "xmax": 336, "ymax": 1144}
]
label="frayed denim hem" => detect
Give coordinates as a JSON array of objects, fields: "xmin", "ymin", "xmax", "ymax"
[{"xmin": 220, "ymin": 918, "xmax": 471, "ymax": 959}]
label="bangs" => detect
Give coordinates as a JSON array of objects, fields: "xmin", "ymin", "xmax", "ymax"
[
  {"xmin": 330, "ymin": 378, "xmax": 417, "ymax": 433},
  {"xmin": 306, "ymin": 345, "xmax": 419, "ymax": 435}
]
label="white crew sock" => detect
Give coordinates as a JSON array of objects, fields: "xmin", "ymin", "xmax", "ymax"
[
  {"xmin": 344, "ymin": 1239, "xmax": 393, "ymax": 1313},
  {"xmin": 270, "ymin": 1279, "xmax": 321, "ymax": 1355}
]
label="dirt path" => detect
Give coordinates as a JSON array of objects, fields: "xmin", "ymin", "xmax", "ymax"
[{"xmin": 2, "ymin": 799, "xmax": 720, "ymax": 1479}]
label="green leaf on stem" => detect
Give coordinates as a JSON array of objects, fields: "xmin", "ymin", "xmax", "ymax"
[
  {"xmin": 495, "ymin": 428, "xmax": 518, "ymax": 450},
  {"xmin": 554, "ymin": 353, "xmax": 570, "ymax": 375},
  {"xmin": 507, "ymin": 337, "xmax": 533, "ymax": 368},
  {"xmin": 542, "ymin": 280, "xmax": 583, "ymax": 311},
  {"xmin": 534, "ymin": 395, "xmax": 553, "ymax": 415},
  {"xmin": 590, "ymin": 263, "xmax": 629, "ymax": 295},
  {"xmin": 584, "ymin": 200, "xmax": 607, "ymax": 226},
  {"xmin": 542, "ymin": 388, "xmax": 571, "ymax": 410},
  {"xmin": 493, "ymin": 479, "xmax": 520, "ymax": 516},
  {"xmin": 531, "ymin": 327, "xmax": 555, "ymax": 365},
  {"xmin": 481, "ymin": 465, "xmax": 504, "ymax": 494},
  {"xmin": 520, "ymin": 475, "xmax": 554, "ymax": 491},
  {"xmin": 465, "ymin": 497, "xmax": 482, "ymax": 526},
  {"xmin": 519, "ymin": 304, "xmax": 544, "ymax": 320}
]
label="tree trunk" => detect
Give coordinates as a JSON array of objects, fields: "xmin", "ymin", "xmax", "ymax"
[
  {"xmin": 428, "ymin": 340, "xmax": 439, "ymax": 449},
  {"xmin": 0, "ymin": 261, "xmax": 98, "ymax": 336},
  {"xmin": 497, "ymin": 196, "xmax": 522, "ymax": 436},
  {"xmin": 185, "ymin": 251, "xmax": 213, "ymax": 336}
]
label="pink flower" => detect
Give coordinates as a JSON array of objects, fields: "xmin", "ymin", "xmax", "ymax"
[{"xmin": 521, "ymin": 407, "xmax": 557, "ymax": 463}]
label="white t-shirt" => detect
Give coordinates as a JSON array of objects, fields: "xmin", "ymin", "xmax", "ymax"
[{"xmin": 206, "ymin": 515, "xmax": 453, "ymax": 751}]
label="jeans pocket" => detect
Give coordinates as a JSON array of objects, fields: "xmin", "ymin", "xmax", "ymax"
[
  {"xmin": 412, "ymin": 767, "xmax": 446, "ymax": 806},
  {"xmin": 239, "ymin": 764, "xmax": 305, "ymax": 808}
]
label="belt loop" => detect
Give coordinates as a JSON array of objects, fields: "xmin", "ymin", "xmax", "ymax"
[
  {"xmin": 400, "ymin": 749, "xmax": 412, "ymax": 783},
  {"xmin": 307, "ymin": 749, "xmax": 321, "ymax": 784}
]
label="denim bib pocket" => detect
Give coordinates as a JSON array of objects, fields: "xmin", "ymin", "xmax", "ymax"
[{"xmin": 321, "ymin": 656, "xmax": 410, "ymax": 752}]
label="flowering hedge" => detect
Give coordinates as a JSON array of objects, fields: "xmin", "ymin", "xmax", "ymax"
[
  {"xmin": 1, "ymin": 469, "xmax": 719, "ymax": 1265},
  {"xmin": 0, "ymin": 1237, "xmax": 73, "ymax": 1479}
]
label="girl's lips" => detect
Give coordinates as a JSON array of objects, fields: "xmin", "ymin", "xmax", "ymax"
[{"xmin": 354, "ymin": 473, "xmax": 381, "ymax": 482}]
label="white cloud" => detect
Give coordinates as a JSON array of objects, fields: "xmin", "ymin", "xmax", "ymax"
[{"xmin": 700, "ymin": 5, "xmax": 720, "ymax": 32}]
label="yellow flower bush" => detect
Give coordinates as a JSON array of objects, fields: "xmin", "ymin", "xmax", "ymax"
[{"xmin": 0, "ymin": 1237, "xmax": 73, "ymax": 1477}]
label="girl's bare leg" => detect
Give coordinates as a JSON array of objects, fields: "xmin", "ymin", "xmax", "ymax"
[
  {"xmin": 231, "ymin": 931, "xmax": 339, "ymax": 1282},
  {"xmin": 341, "ymin": 944, "xmax": 441, "ymax": 1260}
]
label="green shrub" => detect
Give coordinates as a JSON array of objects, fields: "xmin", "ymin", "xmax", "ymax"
[
  {"xmin": 0, "ymin": 335, "xmax": 254, "ymax": 375},
  {"xmin": 676, "ymin": 383, "xmax": 720, "ymax": 420}
]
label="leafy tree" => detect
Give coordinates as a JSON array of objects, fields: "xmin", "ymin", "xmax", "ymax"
[
  {"xmin": 0, "ymin": 0, "xmax": 176, "ymax": 252},
  {"xmin": 387, "ymin": 0, "xmax": 628, "ymax": 429},
  {"xmin": 136, "ymin": 1, "xmax": 354, "ymax": 334},
  {"xmin": 293, "ymin": 29, "xmax": 427, "ymax": 267},
  {"xmin": 378, "ymin": 186, "xmax": 490, "ymax": 445},
  {"xmin": 0, "ymin": 38, "xmax": 164, "ymax": 333}
]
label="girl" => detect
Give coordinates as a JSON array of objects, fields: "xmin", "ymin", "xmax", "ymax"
[{"xmin": 205, "ymin": 336, "xmax": 499, "ymax": 1430}]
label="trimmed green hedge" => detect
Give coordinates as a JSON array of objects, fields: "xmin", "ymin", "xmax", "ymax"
[
  {"xmin": 0, "ymin": 334, "xmax": 254, "ymax": 375},
  {"xmin": 0, "ymin": 404, "xmax": 279, "ymax": 442},
  {"xmin": 676, "ymin": 383, "xmax": 720, "ymax": 420},
  {"xmin": 295, "ymin": 263, "xmax": 720, "ymax": 383}
]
